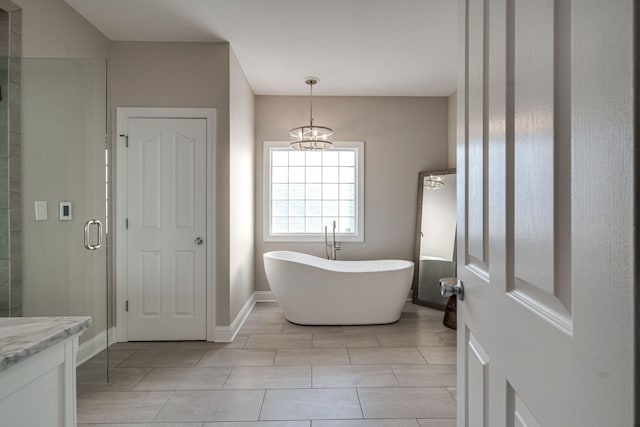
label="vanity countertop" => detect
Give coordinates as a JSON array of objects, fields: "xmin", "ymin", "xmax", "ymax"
[{"xmin": 0, "ymin": 316, "xmax": 91, "ymax": 373}]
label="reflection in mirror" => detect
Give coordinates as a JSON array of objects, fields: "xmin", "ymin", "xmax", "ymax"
[{"xmin": 412, "ymin": 169, "xmax": 456, "ymax": 310}]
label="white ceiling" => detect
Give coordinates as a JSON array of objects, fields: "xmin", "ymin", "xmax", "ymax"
[{"xmin": 64, "ymin": 0, "xmax": 458, "ymax": 96}]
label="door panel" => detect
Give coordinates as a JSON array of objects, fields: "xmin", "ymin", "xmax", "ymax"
[
  {"xmin": 466, "ymin": 0, "xmax": 488, "ymax": 273},
  {"xmin": 141, "ymin": 135, "xmax": 162, "ymax": 229},
  {"xmin": 127, "ymin": 118, "xmax": 207, "ymax": 340},
  {"xmin": 141, "ymin": 250, "xmax": 161, "ymax": 316},
  {"xmin": 458, "ymin": 0, "xmax": 635, "ymax": 426},
  {"xmin": 466, "ymin": 331, "xmax": 489, "ymax": 427}
]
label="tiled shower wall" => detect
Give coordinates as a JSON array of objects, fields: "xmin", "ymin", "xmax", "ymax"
[{"xmin": 0, "ymin": 0, "xmax": 20, "ymax": 317}]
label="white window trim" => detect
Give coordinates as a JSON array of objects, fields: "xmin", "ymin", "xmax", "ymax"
[{"xmin": 263, "ymin": 140, "xmax": 365, "ymax": 243}]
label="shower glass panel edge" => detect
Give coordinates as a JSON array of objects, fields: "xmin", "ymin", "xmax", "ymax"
[{"xmin": 13, "ymin": 56, "xmax": 109, "ymax": 383}]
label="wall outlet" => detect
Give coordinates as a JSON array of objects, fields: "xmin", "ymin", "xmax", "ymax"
[{"xmin": 35, "ymin": 201, "xmax": 48, "ymax": 221}]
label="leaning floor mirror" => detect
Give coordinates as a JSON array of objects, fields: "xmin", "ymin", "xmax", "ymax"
[{"xmin": 412, "ymin": 168, "xmax": 457, "ymax": 310}]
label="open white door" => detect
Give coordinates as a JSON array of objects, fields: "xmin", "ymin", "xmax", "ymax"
[{"xmin": 456, "ymin": 0, "xmax": 635, "ymax": 425}]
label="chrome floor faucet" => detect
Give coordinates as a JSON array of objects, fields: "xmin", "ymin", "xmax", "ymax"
[{"xmin": 324, "ymin": 220, "xmax": 341, "ymax": 260}]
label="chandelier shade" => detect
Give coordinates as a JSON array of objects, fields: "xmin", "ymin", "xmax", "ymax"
[{"xmin": 289, "ymin": 77, "xmax": 333, "ymax": 151}]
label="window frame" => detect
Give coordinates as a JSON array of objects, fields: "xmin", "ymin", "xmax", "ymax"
[{"xmin": 263, "ymin": 140, "xmax": 365, "ymax": 243}]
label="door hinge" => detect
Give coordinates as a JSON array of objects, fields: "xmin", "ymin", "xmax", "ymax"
[
  {"xmin": 125, "ymin": 300, "xmax": 129, "ymax": 312},
  {"xmin": 125, "ymin": 218, "xmax": 128, "ymax": 229},
  {"xmin": 120, "ymin": 134, "xmax": 128, "ymax": 147}
]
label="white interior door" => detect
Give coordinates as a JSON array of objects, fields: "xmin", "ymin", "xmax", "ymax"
[
  {"xmin": 457, "ymin": 0, "xmax": 635, "ymax": 425},
  {"xmin": 126, "ymin": 117, "xmax": 207, "ymax": 341}
]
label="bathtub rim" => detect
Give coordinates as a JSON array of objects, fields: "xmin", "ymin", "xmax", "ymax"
[{"xmin": 263, "ymin": 250, "xmax": 414, "ymax": 274}]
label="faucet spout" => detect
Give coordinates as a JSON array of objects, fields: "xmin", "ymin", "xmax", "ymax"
[
  {"xmin": 331, "ymin": 220, "xmax": 341, "ymax": 260},
  {"xmin": 325, "ymin": 220, "xmax": 341, "ymax": 260}
]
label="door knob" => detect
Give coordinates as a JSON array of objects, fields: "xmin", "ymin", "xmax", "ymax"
[
  {"xmin": 440, "ymin": 277, "xmax": 464, "ymax": 301},
  {"xmin": 195, "ymin": 237, "xmax": 204, "ymax": 245}
]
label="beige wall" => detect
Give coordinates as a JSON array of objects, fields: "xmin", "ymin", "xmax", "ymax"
[
  {"xmin": 13, "ymin": 0, "xmax": 109, "ymax": 58},
  {"xmin": 110, "ymin": 42, "xmax": 250, "ymax": 326},
  {"xmin": 254, "ymin": 96, "xmax": 448, "ymax": 292},
  {"xmin": 228, "ymin": 49, "xmax": 255, "ymax": 321},
  {"xmin": 448, "ymin": 91, "xmax": 457, "ymax": 168}
]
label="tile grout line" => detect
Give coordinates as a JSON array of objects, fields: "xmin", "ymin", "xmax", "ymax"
[
  {"xmin": 130, "ymin": 366, "xmax": 154, "ymax": 391},
  {"xmin": 417, "ymin": 347, "xmax": 430, "ymax": 365},
  {"xmin": 389, "ymin": 363, "xmax": 402, "ymax": 386},
  {"xmin": 355, "ymin": 386, "xmax": 365, "ymax": 419},
  {"xmin": 257, "ymin": 388, "xmax": 267, "ymax": 421},
  {"xmin": 150, "ymin": 389, "xmax": 175, "ymax": 423},
  {"xmin": 189, "ymin": 349, "xmax": 207, "ymax": 368},
  {"xmin": 374, "ymin": 334, "xmax": 382, "ymax": 348},
  {"xmin": 221, "ymin": 366, "xmax": 234, "ymax": 389}
]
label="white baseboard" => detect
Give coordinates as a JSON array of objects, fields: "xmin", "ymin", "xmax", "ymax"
[
  {"xmin": 214, "ymin": 291, "xmax": 276, "ymax": 342},
  {"xmin": 108, "ymin": 291, "xmax": 276, "ymax": 346},
  {"xmin": 214, "ymin": 293, "xmax": 257, "ymax": 342},
  {"xmin": 77, "ymin": 327, "xmax": 116, "ymax": 367},
  {"xmin": 254, "ymin": 291, "xmax": 276, "ymax": 302}
]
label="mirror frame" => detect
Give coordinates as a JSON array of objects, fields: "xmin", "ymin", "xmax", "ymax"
[{"xmin": 411, "ymin": 168, "xmax": 456, "ymax": 310}]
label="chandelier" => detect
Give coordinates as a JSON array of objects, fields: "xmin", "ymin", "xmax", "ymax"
[
  {"xmin": 289, "ymin": 77, "xmax": 333, "ymax": 151},
  {"xmin": 425, "ymin": 175, "xmax": 445, "ymax": 190}
]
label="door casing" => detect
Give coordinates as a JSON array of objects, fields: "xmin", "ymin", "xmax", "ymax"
[{"xmin": 115, "ymin": 107, "xmax": 217, "ymax": 342}]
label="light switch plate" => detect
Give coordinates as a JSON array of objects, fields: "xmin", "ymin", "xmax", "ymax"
[
  {"xmin": 59, "ymin": 201, "xmax": 72, "ymax": 220},
  {"xmin": 35, "ymin": 201, "xmax": 48, "ymax": 221}
]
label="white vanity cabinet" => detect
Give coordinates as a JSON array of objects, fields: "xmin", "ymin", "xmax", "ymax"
[{"xmin": 0, "ymin": 317, "xmax": 90, "ymax": 427}]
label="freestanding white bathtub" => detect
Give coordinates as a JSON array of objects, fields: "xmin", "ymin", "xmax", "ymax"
[{"xmin": 263, "ymin": 251, "xmax": 414, "ymax": 325}]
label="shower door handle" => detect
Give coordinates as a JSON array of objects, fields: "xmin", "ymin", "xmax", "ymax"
[{"xmin": 84, "ymin": 219, "xmax": 103, "ymax": 250}]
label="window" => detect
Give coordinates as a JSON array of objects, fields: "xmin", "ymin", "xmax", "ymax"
[{"xmin": 263, "ymin": 141, "xmax": 364, "ymax": 242}]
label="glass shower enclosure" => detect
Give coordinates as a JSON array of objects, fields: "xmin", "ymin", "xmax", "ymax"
[{"xmin": 0, "ymin": 56, "xmax": 109, "ymax": 382}]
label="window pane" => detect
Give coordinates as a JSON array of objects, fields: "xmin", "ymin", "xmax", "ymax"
[
  {"xmin": 272, "ymin": 166, "xmax": 288, "ymax": 183},
  {"xmin": 289, "ymin": 201, "xmax": 304, "ymax": 216},
  {"xmin": 306, "ymin": 167, "xmax": 322, "ymax": 183},
  {"xmin": 323, "ymin": 183, "xmax": 339, "ymax": 199},
  {"xmin": 289, "ymin": 217, "xmax": 305, "ymax": 232},
  {"xmin": 272, "ymin": 150, "xmax": 288, "ymax": 166},
  {"xmin": 339, "ymin": 167, "xmax": 355, "ymax": 183},
  {"xmin": 272, "ymin": 217, "xmax": 288, "ymax": 233},
  {"xmin": 289, "ymin": 167, "xmax": 305, "ymax": 183},
  {"xmin": 306, "ymin": 217, "xmax": 322, "ymax": 232},
  {"xmin": 272, "ymin": 184, "xmax": 288, "ymax": 200},
  {"xmin": 289, "ymin": 184, "xmax": 305, "ymax": 199},
  {"xmin": 339, "ymin": 217, "xmax": 356, "ymax": 233},
  {"xmin": 339, "ymin": 183, "xmax": 355, "ymax": 200},
  {"xmin": 306, "ymin": 200, "xmax": 322, "ymax": 216},
  {"xmin": 273, "ymin": 200, "xmax": 288, "ymax": 216},
  {"xmin": 323, "ymin": 151, "xmax": 339, "ymax": 166},
  {"xmin": 289, "ymin": 151, "xmax": 305, "ymax": 166},
  {"xmin": 339, "ymin": 151, "xmax": 355, "ymax": 166},
  {"xmin": 322, "ymin": 200, "xmax": 339, "ymax": 217},
  {"xmin": 306, "ymin": 183, "xmax": 322, "ymax": 200},
  {"xmin": 339, "ymin": 200, "xmax": 355, "ymax": 216},
  {"xmin": 323, "ymin": 167, "xmax": 339, "ymax": 183},
  {"xmin": 306, "ymin": 151, "xmax": 322, "ymax": 166}
]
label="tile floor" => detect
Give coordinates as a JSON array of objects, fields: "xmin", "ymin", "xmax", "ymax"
[{"xmin": 77, "ymin": 302, "xmax": 457, "ymax": 426}]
